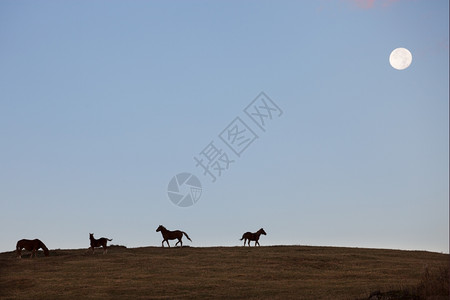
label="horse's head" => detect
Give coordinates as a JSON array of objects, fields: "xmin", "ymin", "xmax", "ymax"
[
  {"xmin": 37, "ymin": 239, "xmax": 50, "ymax": 257},
  {"xmin": 89, "ymin": 233, "xmax": 94, "ymax": 239},
  {"xmin": 156, "ymin": 225, "xmax": 164, "ymax": 232},
  {"xmin": 259, "ymin": 228, "xmax": 267, "ymax": 235}
]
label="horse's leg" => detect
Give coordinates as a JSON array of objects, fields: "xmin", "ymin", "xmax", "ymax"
[{"xmin": 177, "ymin": 238, "xmax": 183, "ymax": 247}]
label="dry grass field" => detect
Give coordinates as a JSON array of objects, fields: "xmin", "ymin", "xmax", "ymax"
[{"xmin": 0, "ymin": 245, "xmax": 448, "ymax": 299}]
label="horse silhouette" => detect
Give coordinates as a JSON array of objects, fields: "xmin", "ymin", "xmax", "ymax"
[
  {"xmin": 16, "ymin": 239, "xmax": 49, "ymax": 258},
  {"xmin": 156, "ymin": 225, "xmax": 192, "ymax": 247},
  {"xmin": 88, "ymin": 233, "xmax": 112, "ymax": 254},
  {"xmin": 240, "ymin": 228, "xmax": 267, "ymax": 246}
]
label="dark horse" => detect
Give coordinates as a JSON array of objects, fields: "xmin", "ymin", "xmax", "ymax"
[
  {"xmin": 16, "ymin": 239, "xmax": 49, "ymax": 258},
  {"xmin": 88, "ymin": 233, "xmax": 112, "ymax": 254},
  {"xmin": 156, "ymin": 225, "xmax": 192, "ymax": 247},
  {"xmin": 240, "ymin": 228, "xmax": 267, "ymax": 246}
]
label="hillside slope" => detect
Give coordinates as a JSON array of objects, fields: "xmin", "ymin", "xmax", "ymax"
[{"xmin": 0, "ymin": 245, "xmax": 448, "ymax": 299}]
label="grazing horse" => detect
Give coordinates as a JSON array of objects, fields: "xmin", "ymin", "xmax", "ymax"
[
  {"xmin": 88, "ymin": 233, "xmax": 112, "ymax": 254},
  {"xmin": 240, "ymin": 228, "xmax": 267, "ymax": 246},
  {"xmin": 16, "ymin": 239, "xmax": 49, "ymax": 258},
  {"xmin": 156, "ymin": 225, "xmax": 192, "ymax": 247}
]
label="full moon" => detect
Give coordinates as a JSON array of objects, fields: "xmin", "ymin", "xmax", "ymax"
[{"xmin": 389, "ymin": 47, "xmax": 412, "ymax": 70}]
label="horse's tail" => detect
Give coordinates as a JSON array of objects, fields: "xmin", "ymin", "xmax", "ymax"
[
  {"xmin": 16, "ymin": 240, "xmax": 22, "ymax": 257},
  {"xmin": 38, "ymin": 239, "xmax": 50, "ymax": 256},
  {"xmin": 182, "ymin": 232, "xmax": 192, "ymax": 242},
  {"xmin": 107, "ymin": 238, "xmax": 113, "ymax": 241},
  {"xmin": 240, "ymin": 234, "xmax": 245, "ymax": 241}
]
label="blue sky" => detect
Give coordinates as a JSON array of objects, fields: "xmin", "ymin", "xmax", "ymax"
[{"xmin": 1, "ymin": 0, "xmax": 448, "ymax": 253}]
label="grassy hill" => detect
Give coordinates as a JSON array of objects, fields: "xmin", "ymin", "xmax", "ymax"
[{"xmin": 0, "ymin": 245, "xmax": 448, "ymax": 299}]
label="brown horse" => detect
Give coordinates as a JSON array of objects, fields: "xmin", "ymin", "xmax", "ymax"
[
  {"xmin": 240, "ymin": 228, "xmax": 267, "ymax": 246},
  {"xmin": 16, "ymin": 239, "xmax": 49, "ymax": 258},
  {"xmin": 88, "ymin": 233, "xmax": 112, "ymax": 254},
  {"xmin": 156, "ymin": 225, "xmax": 192, "ymax": 247}
]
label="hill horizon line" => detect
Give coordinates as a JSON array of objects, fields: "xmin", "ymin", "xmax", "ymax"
[{"xmin": 3, "ymin": 243, "xmax": 448, "ymax": 255}]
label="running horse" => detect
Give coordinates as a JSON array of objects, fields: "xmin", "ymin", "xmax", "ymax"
[
  {"xmin": 88, "ymin": 233, "xmax": 113, "ymax": 254},
  {"xmin": 156, "ymin": 225, "xmax": 192, "ymax": 247},
  {"xmin": 240, "ymin": 228, "xmax": 267, "ymax": 246},
  {"xmin": 16, "ymin": 239, "xmax": 49, "ymax": 258}
]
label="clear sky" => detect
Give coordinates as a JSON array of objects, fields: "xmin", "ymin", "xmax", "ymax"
[{"xmin": 1, "ymin": 0, "xmax": 448, "ymax": 253}]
